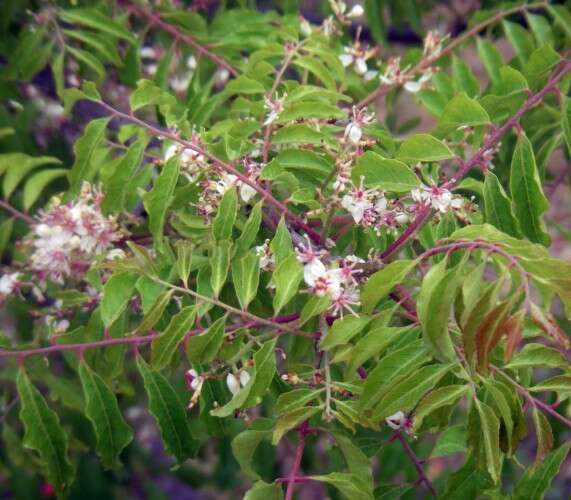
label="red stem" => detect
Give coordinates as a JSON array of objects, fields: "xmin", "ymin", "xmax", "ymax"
[
  {"xmin": 284, "ymin": 422, "xmax": 308, "ymax": 500},
  {"xmin": 395, "ymin": 430, "xmax": 437, "ymax": 498},
  {"xmin": 0, "ymin": 200, "xmax": 36, "ymax": 225},
  {"xmin": 0, "ymin": 313, "xmax": 300, "ymax": 359},
  {"xmin": 127, "ymin": 3, "xmax": 238, "ymax": 77},
  {"xmin": 97, "ymin": 101, "xmax": 322, "ymax": 244},
  {"xmin": 380, "ymin": 61, "xmax": 571, "ymax": 262}
]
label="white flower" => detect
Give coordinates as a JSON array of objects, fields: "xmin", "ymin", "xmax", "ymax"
[
  {"xmin": 255, "ymin": 241, "xmax": 275, "ymax": 271},
  {"xmin": 364, "ymin": 69, "xmax": 379, "ymax": 81},
  {"xmin": 342, "ymin": 192, "xmax": 370, "ymax": 223},
  {"xmin": 0, "ymin": 273, "xmax": 20, "ymax": 295},
  {"xmin": 140, "ymin": 46, "xmax": 157, "ymax": 59},
  {"xmin": 346, "ymin": 4, "xmax": 364, "ymax": 18},
  {"xmin": 239, "ymin": 370, "xmax": 251, "ymax": 387},
  {"xmin": 339, "ymin": 53, "xmax": 354, "ymax": 68},
  {"xmin": 354, "ymin": 57, "xmax": 368, "ymax": 75},
  {"xmin": 186, "ymin": 55, "xmax": 197, "ymax": 70},
  {"xmin": 403, "ymin": 71, "xmax": 433, "ymax": 93},
  {"xmin": 330, "ymin": 285, "xmax": 360, "ymax": 317},
  {"xmin": 215, "ymin": 68, "xmax": 231, "ymax": 87},
  {"xmin": 239, "ymin": 182, "xmax": 257, "ymax": 203},
  {"xmin": 170, "ymin": 73, "xmax": 192, "ymax": 94},
  {"xmin": 412, "ymin": 184, "xmax": 461, "ymax": 213},
  {"xmin": 54, "ymin": 319, "xmax": 70, "ymax": 334},
  {"xmin": 303, "ymin": 259, "xmax": 327, "ymax": 287},
  {"xmin": 300, "ymin": 16, "xmax": 312, "ymax": 36},
  {"xmin": 263, "ymin": 94, "xmax": 286, "ymax": 126},
  {"xmin": 186, "ymin": 369, "xmax": 201, "ymax": 390},
  {"xmin": 386, "ymin": 411, "xmax": 406, "ymax": 430},
  {"xmin": 344, "ymin": 122, "xmax": 362, "ymax": 145},
  {"xmin": 226, "ymin": 373, "xmax": 240, "ymax": 395}
]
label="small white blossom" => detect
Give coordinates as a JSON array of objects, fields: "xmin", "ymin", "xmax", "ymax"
[
  {"xmin": 346, "ymin": 4, "xmax": 364, "ymax": 18},
  {"xmin": 0, "ymin": 273, "xmax": 21, "ymax": 295},
  {"xmin": 386, "ymin": 410, "xmax": 406, "ymax": 430},
  {"xmin": 255, "ymin": 241, "xmax": 275, "ymax": 271},
  {"xmin": 239, "ymin": 370, "xmax": 251, "ymax": 387},
  {"xmin": 263, "ymin": 93, "xmax": 286, "ymax": 126},
  {"xmin": 226, "ymin": 373, "xmax": 240, "ymax": 395},
  {"xmin": 412, "ymin": 184, "xmax": 462, "ymax": 213}
]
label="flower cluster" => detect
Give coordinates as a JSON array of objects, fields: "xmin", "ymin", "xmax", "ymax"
[
  {"xmin": 340, "ymin": 177, "xmax": 409, "ymax": 231},
  {"xmin": 164, "ymin": 139, "xmax": 206, "ymax": 183},
  {"xmin": 196, "ymin": 160, "xmax": 260, "ymax": 219},
  {"xmin": 30, "ymin": 183, "xmax": 122, "ymax": 283},
  {"xmin": 297, "ymin": 242, "xmax": 361, "ymax": 317},
  {"xmin": 411, "ymin": 184, "xmax": 463, "ymax": 213},
  {"xmin": 344, "ymin": 106, "xmax": 375, "ymax": 145}
]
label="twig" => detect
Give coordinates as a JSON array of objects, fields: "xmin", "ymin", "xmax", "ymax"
[
  {"xmin": 358, "ymin": 1, "xmax": 548, "ymax": 108},
  {"xmin": 0, "ymin": 313, "xmax": 301, "ymax": 359},
  {"xmin": 127, "ymin": 2, "xmax": 238, "ymax": 77},
  {"xmin": 492, "ymin": 366, "xmax": 571, "ymax": 431},
  {"xmin": 379, "ymin": 61, "xmax": 571, "ymax": 262},
  {"xmin": 96, "ymin": 100, "xmax": 322, "ymax": 243},
  {"xmin": 284, "ymin": 422, "xmax": 308, "ymax": 500},
  {"xmin": 395, "ymin": 430, "xmax": 437, "ymax": 498},
  {"xmin": 0, "ymin": 200, "xmax": 36, "ymax": 225}
]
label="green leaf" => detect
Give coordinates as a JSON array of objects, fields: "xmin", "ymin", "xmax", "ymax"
[
  {"xmin": 102, "ymin": 138, "xmax": 147, "ymax": 214},
  {"xmin": 272, "ymin": 406, "xmax": 320, "ymax": 445},
  {"xmin": 371, "ymin": 364, "xmax": 453, "ymax": 421},
  {"xmin": 231, "ymin": 421, "xmax": 273, "ymax": 480},
  {"xmin": 346, "ymin": 325, "xmax": 415, "ymax": 376},
  {"xmin": 236, "ymin": 201, "xmax": 262, "ymax": 255},
  {"xmin": 332, "ymin": 432, "xmax": 373, "ymax": 493},
  {"xmin": 418, "ymin": 262, "xmax": 461, "ymax": 363},
  {"xmin": 293, "ymin": 56, "xmax": 336, "ymax": 91},
  {"xmin": 143, "ymin": 156, "xmax": 180, "ymax": 251},
  {"xmin": 443, "ymin": 457, "xmax": 493, "ymax": 499},
  {"xmin": 452, "ymin": 55, "xmax": 480, "ymax": 97},
  {"xmin": 299, "ymin": 295, "xmax": 331, "ymax": 326},
  {"xmin": 225, "ymin": 75, "xmax": 266, "ymax": 95},
  {"xmin": 63, "ymin": 29, "xmax": 122, "ymax": 67},
  {"xmin": 320, "ymin": 315, "xmax": 372, "ymax": 351},
  {"xmin": 531, "ymin": 407, "xmax": 553, "ymax": 465},
  {"xmin": 361, "ymin": 259, "xmax": 418, "ymax": 313},
  {"xmin": 483, "ymin": 172, "xmax": 521, "ymax": 238},
  {"xmin": 506, "ymin": 343, "xmax": 569, "ymax": 371},
  {"xmin": 22, "ymin": 168, "xmax": 67, "ymax": 211},
  {"xmin": 278, "ymin": 101, "xmax": 345, "ymax": 123},
  {"xmin": 244, "ymin": 339, "xmax": 278, "ymax": 408},
  {"xmin": 275, "ymin": 149, "xmax": 332, "ymax": 179},
  {"xmin": 413, "ymin": 385, "xmax": 468, "ymax": 431},
  {"xmin": 100, "ymin": 272, "xmax": 139, "ymax": 327},
  {"xmin": 78, "ymin": 362, "xmax": 133, "ymax": 469},
  {"xmin": 151, "ymin": 305, "xmax": 197, "ymax": 370},
  {"xmin": 530, "ymin": 375, "xmax": 571, "ymax": 394},
  {"xmin": 136, "ymin": 357, "xmax": 199, "ymax": 461},
  {"xmin": 432, "ymin": 425, "xmax": 467, "ymax": 458},
  {"xmin": 526, "ymin": 13, "xmax": 554, "ymax": 47},
  {"xmin": 66, "ymin": 47, "xmax": 105, "ymax": 80},
  {"xmin": 244, "ymin": 481, "xmax": 284, "ymax": 500},
  {"xmin": 546, "ymin": 5, "xmax": 571, "ymax": 38},
  {"xmin": 17, "ymin": 370, "xmax": 74, "ymax": 497},
  {"xmin": 213, "ymin": 188, "xmax": 237, "ymax": 241},
  {"xmin": 275, "ymin": 388, "xmax": 322, "ymax": 416},
  {"xmin": 68, "ymin": 117, "xmax": 110, "ymax": 194},
  {"xmin": 232, "ymin": 251, "xmax": 260, "ymax": 310},
  {"xmin": 174, "ymin": 241, "xmax": 193, "ymax": 288},
  {"xmin": 59, "ymin": 9, "xmax": 136, "ymax": 44},
  {"xmin": 503, "ymin": 20, "xmax": 535, "ymax": 63},
  {"xmin": 476, "ymin": 38, "xmax": 503, "ymax": 85},
  {"xmin": 270, "ymin": 217, "xmax": 293, "ymax": 265},
  {"xmin": 210, "ymin": 240, "xmax": 232, "ymax": 298},
  {"xmin": 509, "ymin": 135, "xmax": 549, "ymax": 245},
  {"xmin": 1, "ymin": 154, "xmax": 61, "ymax": 199},
  {"xmin": 272, "ymin": 253, "xmax": 303, "ymax": 314},
  {"xmin": 364, "ymin": 0, "xmax": 386, "ymax": 42},
  {"xmin": 513, "ymin": 442, "xmax": 571, "ymax": 500},
  {"xmin": 396, "ymin": 134, "xmax": 454, "ymax": 162},
  {"xmin": 186, "ymin": 316, "xmax": 225, "ymax": 364},
  {"xmin": 351, "ymin": 152, "xmax": 419, "ymax": 193},
  {"xmin": 475, "ymin": 400, "xmax": 501, "ymax": 484},
  {"xmin": 311, "ymin": 472, "xmax": 374, "ymax": 500},
  {"xmin": 132, "ymin": 290, "xmax": 173, "ymax": 335},
  {"xmin": 359, "ymin": 340, "xmax": 431, "ymax": 411},
  {"xmin": 434, "ymin": 93, "xmax": 490, "ymax": 137},
  {"xmin": 271, "ymin": 124, "xmax": 327, "ymax": 146}
]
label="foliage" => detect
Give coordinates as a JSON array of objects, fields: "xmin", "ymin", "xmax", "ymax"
[{"xmin": 0, "ymin": 0, "xmax": 570, "ymax": 498}]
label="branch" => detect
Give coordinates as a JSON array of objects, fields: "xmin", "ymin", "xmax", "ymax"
[
  {"xmin": 126, "ymin": 2, "xmax": 238, "ymax": 77},
  {"xmin": 96, "ymin": 100, "xmax": 322, "ymax": 244},
  {"xmin": 492, "ymin": 366, "xmax": 571, "ymax": 431},
  {"xmin": 395, "ymin": 430, "xmax": 437, "ymax": 498},
  {"xmin": 358, "ymin": 1, "xmax": 548, "ymax": 108},
  {"xmin": 0, "ymin": 200, "xmax": 36, "ymax": 225},
  {"xmin": 0, "ymin": 313, "xmax": 301, "ymax": 359},
  {"xmin": 379, "ymin": 60, "xmax": 571, "ymax": 262},
  {"xmin": 284, "ymin": 422, "xmax": 308, "ymax": 500}
]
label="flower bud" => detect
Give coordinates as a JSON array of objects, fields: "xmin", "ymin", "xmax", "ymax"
[{"xmin": 226, "ymin": 373, "xmax": 240, "ymax": 395}]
